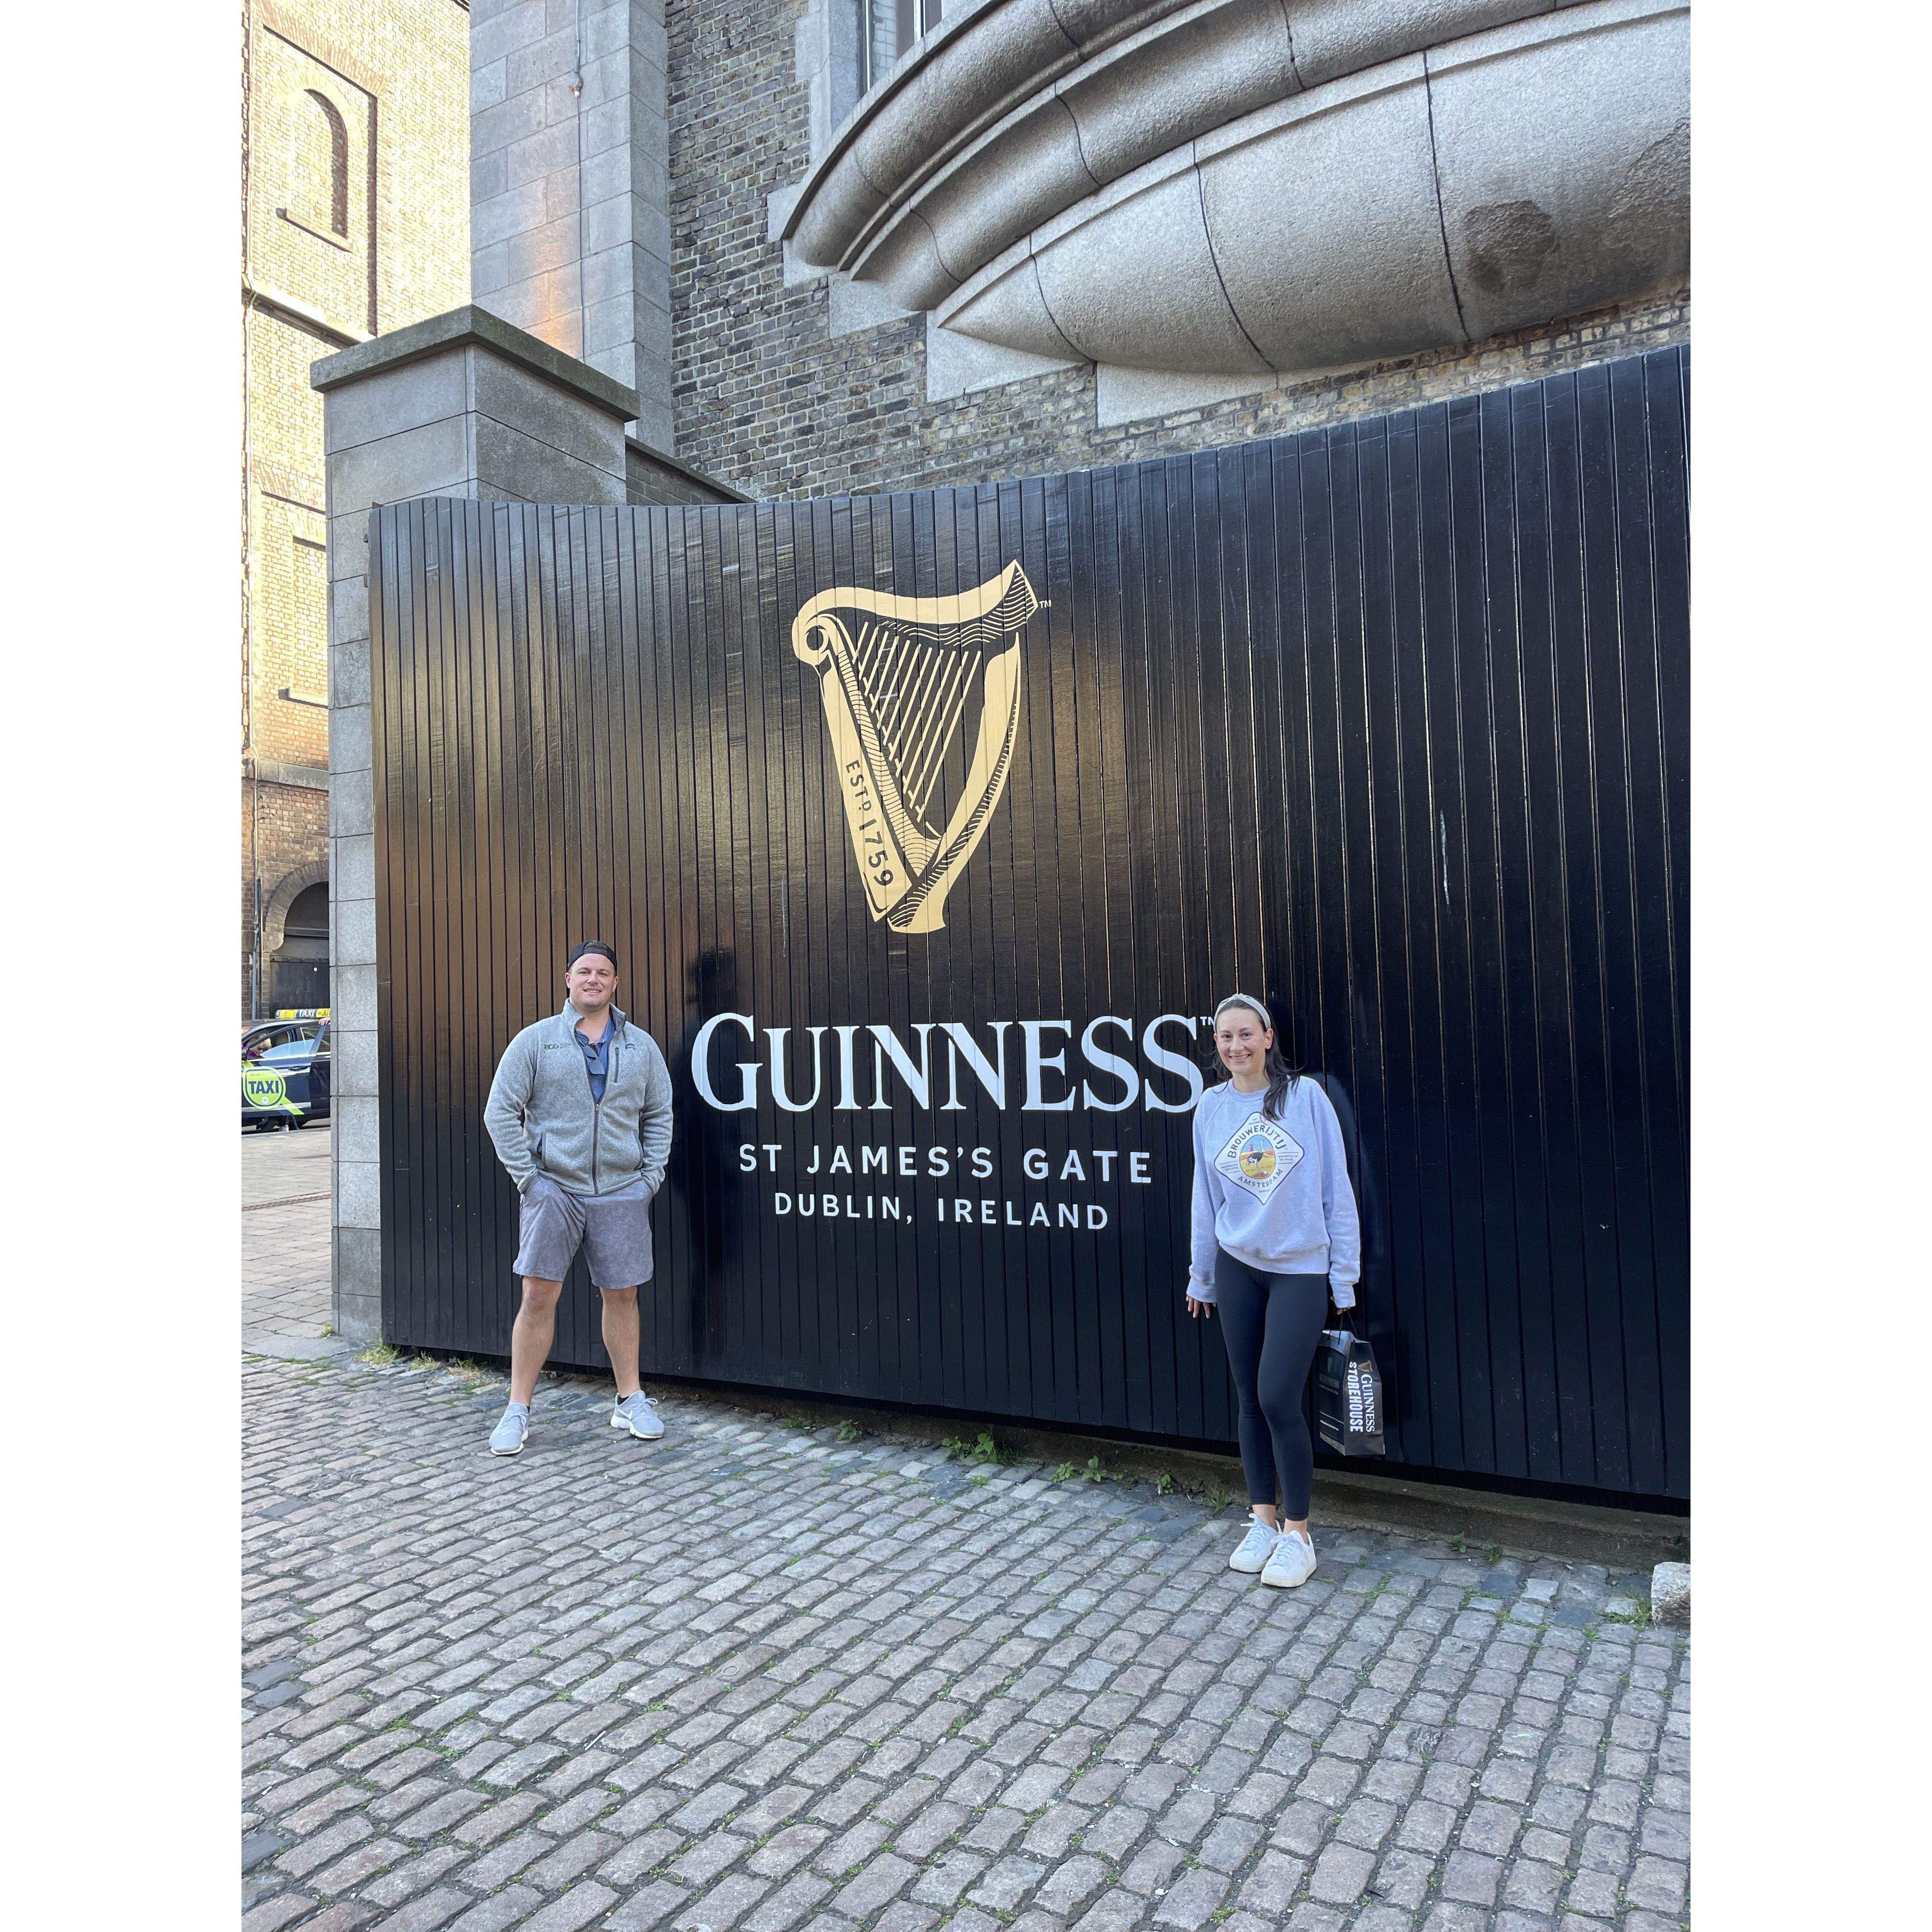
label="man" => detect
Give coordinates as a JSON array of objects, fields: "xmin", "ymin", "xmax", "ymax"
[{"xmin": 481, "ymin": 941, "xmax": 675, "ymax": 1455}]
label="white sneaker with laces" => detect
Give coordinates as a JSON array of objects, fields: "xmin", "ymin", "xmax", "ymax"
[
  {"xmin": 1260, "ymin": 1528, "xmax": 1318, "ymax": 1589},
  {"xmin": 1228, "ymin": 1515, "xmax": 1282, "ymax": 1574}
]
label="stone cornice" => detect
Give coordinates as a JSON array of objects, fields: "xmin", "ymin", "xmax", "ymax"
[
  {"xmin": 786, "ymin": 0, "xmax": 1688, "ymax": 378},
  {"xmin": 309, "ymin": 306, "xmax": 641, "ymax": 424}
]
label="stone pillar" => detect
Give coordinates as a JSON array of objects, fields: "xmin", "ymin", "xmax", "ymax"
[
  {"xmin": 469, "ymin": 0, "xmax": 673, "ymax": 453},
  {"xmin": 312, "ymin": 306, "xmax": 636, "ymax": 1346}
]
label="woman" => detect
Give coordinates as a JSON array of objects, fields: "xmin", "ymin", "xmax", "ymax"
[{"xmin": 1187, "ymin": 993, "xmax": 1361, "ymax": 1587}]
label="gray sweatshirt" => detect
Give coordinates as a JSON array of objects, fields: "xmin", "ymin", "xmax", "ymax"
[
  {"xmin": 483, "ymin": 1000, "xmax": 674, "ymax": 1198},
  {"xmin": 1188, "ymin": 1075, "xmax": 1362, "ymax": 1306}
]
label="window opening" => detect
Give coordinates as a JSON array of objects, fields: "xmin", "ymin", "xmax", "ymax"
[
  {"xmin": 288, "ymin": 88, "xmax": 349, "ymax": 241},
  {"xmin": 856, "ymin": 0, "xmax": 942, "ymax": 98}
]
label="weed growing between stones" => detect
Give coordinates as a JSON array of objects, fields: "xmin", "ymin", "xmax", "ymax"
[
  {"xmin": 942, "ymin": 1430, "xmax": 1019, "ymax": 1465},
  {"xmin": 1603, "ymin": 1598, "xmax": 1654, "ymax": 1629}
]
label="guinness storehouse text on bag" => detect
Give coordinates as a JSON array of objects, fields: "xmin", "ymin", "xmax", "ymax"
[{"xmin": 1316, "ymin": 1328, "xmax": 1386, "ymax": 1458}]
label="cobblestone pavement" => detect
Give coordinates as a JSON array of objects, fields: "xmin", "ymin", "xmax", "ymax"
[
  {"xmin": 242, "ymin": 1349, "xmax": 1690, "ymax": 1932},
  {"xmin": 243, "ymin": 1123, "xmax": 345, "ymax": 1362}
]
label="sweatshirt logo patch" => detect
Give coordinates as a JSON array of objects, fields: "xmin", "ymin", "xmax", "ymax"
[{"xmin": 1215, "ymin": 1112, "xmax": 1303, "ymax": 1202}]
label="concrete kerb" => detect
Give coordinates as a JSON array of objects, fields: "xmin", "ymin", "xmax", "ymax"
[
  {"xmin": 244, "ymin": 1334, "xmax": 356, "ymax": 1364},
  {"xmin": 375, "ymin": 1346, "xmax": 1689, "ymax": 1570}
]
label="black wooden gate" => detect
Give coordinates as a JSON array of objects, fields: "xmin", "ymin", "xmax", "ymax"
[
  {"xmin": 264, "ymin": 959, "xmax": 330, "ymax": 1016},
  {"xmin": 370, "ymin": 346, "xmax": 1688, "ymax": 1503}
]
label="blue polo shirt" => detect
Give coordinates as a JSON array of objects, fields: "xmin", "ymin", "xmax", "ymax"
[{"xmin": 574, "ymin": 1014, "xmax": 613, "ymax": 1102}]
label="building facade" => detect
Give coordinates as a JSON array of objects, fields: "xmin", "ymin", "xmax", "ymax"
[
  {"xmin": 680, "ymin": 0, "xmax": 1689, "ymax": 497},
  {"xmin": 319, "ymin": 2, "xmax": 1691, "ymax": 1491},
  {"xmin": 242, "ymin": 0, "xmax": 471, "ymax": 1020},
  {"xmin": 463, "ymin": 1, "xmax": 1689, "ymax": 503}
]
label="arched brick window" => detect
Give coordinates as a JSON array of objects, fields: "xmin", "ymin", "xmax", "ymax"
[{"xmin": 299, "ymin": 88, "xmax": 349, "ymax": 238}]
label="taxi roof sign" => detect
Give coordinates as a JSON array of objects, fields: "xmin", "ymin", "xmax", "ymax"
[{"xmin": 273, "ymin": 1008, "xmax": 330, "ymax": 1020}]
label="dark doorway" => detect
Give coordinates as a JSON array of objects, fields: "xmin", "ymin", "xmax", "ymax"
[{"xmin": 266, "ymin": 879, "xmax": 330, "ymax": 1014}]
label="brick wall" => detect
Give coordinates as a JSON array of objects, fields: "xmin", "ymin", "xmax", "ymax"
[
  {"xmin": 247, "ymin": 0, "xmax": 472, "ymax": 336},
  {"xmin": 242, "ymin": 0, "xmax": 471, "ymax": 1020},
  {"xmin": 245, "ymin": 305, "xmax": 331, "ymax": 782},
  {"xmin": 666, "ymin": 1, "xmax": 1690, "ymax": 502},
  {"xmin": 241, "ymin": 778, "xmax": 329, "ymax": 1018}
]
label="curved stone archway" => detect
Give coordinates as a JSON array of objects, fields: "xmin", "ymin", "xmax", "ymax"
[{"xmin": 261, "ymin": 858, "xmax": 330, "ymax": 962}]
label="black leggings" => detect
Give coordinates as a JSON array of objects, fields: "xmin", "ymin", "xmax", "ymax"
[{"xmin": 1214, "ymin": 1250, "xmax": 1329, "ymax": 1519}]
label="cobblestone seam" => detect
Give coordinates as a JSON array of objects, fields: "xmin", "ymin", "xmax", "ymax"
[{"xmin": 242, "ymin": 1356, "xmax": 1690, "ymax": 1932}]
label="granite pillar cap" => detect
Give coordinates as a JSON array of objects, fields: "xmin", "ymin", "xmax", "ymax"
[{"xmin": 310, "ymin": 305, "xmax": 640, "ymax": 424}]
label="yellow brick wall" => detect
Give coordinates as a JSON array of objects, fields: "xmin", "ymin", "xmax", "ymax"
[{"xmin": 242, "ymin": 0, "xmax": 469, "ymax": 1017}]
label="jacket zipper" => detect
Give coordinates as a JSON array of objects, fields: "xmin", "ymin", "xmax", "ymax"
[
  {"xmin": 589, "ymin": 1041, "xmax": 604, "ymax": 1197},
  {"xmin": 597, "ymin": 1037, "xmax": 621, "ymax": 1196},
  {"xmin": 568, "ymin": 1013, "xmax": 622, "ymax": 1195}
]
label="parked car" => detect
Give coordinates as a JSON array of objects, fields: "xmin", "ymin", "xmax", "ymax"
[
  {"xmin": 242, "ymin": 1015, "xmax": 324, "ymax": 1063},
  {"xmin": 243, "ymin": 1021, "xmax": 332, "ymax": 1129}
]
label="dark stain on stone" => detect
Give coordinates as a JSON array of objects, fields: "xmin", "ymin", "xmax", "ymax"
[{"xmin": 1463, "ymin": 200, "xmax": 1561, "ymax": 296}]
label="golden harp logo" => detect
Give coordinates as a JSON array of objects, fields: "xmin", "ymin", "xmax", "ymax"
[{"xmin": 791, "ymin": 562, "xmax": 1038, "ymax": 932}]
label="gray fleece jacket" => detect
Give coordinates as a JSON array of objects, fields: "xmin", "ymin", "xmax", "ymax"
[{"xmin": 483, "ymin": 1001, "xmax": 674, "ymax": 1197}]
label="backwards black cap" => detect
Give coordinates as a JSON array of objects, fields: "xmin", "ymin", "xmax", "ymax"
[{"xmin": 567, "ymin": 940, "xmax": 618, "ymax": 969}]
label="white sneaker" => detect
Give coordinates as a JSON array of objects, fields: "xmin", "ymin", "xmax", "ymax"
[
  {"xmin": 1260, "ymin": 1529, "xmax": 1317, "ymax": 1589},
  {"xmin": 1229, "ymin": 1515, "xmax": 1282, "ymax": 1574}
]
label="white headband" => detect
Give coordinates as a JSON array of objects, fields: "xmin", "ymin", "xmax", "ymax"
[{"xmin": 1214, "ymin": 992, "xmax": 1273, "ymax": 1031}]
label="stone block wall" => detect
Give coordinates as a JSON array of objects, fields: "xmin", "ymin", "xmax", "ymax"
[
  {"xmin": 667, "ymin": 0, "xmax": 1690, "ymax": 502},
  {"xmin": 316, "ymin": 310, "xmax": 637, "ymax": 1346},
  {"xmin": 471, "ymin": 0, "xmax": 675, "ymax": 451}
]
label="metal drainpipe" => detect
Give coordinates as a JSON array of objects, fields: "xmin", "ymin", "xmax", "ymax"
[{"xmin": 252, "ymin": 777, "xmax": 262, "ymax": 1020}]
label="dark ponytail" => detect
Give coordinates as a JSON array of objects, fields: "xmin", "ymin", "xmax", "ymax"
[{"xmin": 1211, "ymin": 994, "xmax": 1301, "ymax": 1122}]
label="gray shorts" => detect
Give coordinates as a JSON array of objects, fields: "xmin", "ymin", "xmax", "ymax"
[{"xmin": 513, "ymin": 1175, "xmax": 656, "ymax": 1289}]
